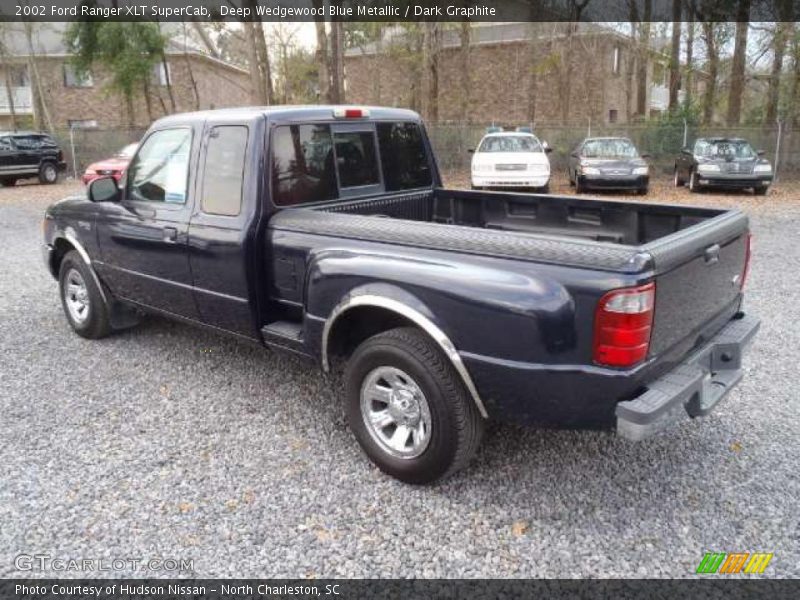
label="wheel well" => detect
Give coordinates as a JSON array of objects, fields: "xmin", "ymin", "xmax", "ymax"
[
  {"xmin": 50, "ymin": 238, "xmax": 76, "ymax": 277},
  {"xmin": 327, "ymin": 306, "xmax": 417, "ymax": 363}
]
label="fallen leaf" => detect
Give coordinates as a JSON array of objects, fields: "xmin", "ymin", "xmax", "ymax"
[
  {"xmin": 511, "ymin": 521, "xmax": 529, "ymax": 537},
  {"xmin": 242, "ymin": 490, "xmax": 256, "ymax": 504},
  {"xmin": 225, "ymin": 499, "xmax": 238, "ymax": 510},
  {"xmin": 178, "ymin": 502, "xmax": 194, "ymax": 514},
  {"xmin": 730, "ymin": 441, "xmax": 743, "ymax": 453}
]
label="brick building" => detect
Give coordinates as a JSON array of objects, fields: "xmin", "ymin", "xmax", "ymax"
[
  {"xmin": 0, "ymin": 23, "xmax": 250, "ymax": 131},
  {"xmin": 345, "ymin": 23, "xmax": 705, "ymax": 126}
]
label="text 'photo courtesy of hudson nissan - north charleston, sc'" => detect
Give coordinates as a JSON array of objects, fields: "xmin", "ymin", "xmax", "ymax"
[
  {"xmin": 42, "ymin": 106, "xmax": 759, "ymax": 484},
  {"xmin": 470, "ymin": 128, "xmax": 553, "ymax": 192}
]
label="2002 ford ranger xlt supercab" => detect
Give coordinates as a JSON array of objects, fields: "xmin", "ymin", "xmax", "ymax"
[{"xmin": 43, "ymin": 106, "xmax": 759, "ymax": 483}]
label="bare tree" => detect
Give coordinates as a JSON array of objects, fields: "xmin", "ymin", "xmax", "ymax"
[
  {"xmin": 789, "ymin": 24, "xmax": 800, "ymax": 126},
  {"xmin": 700, "ymin": 22, "xmax": 723, "ymax": 125},
  {"xmin": 182, "ymin": 22, "xmax": 201, "ymax": 110},
  {"xmin": 422, "ymin": 22, "xmax": 441, "ymax": 122},
  {"xmin": 459, "ymin": 22, "xmax": 471, "ymax": 122},
  {"xmin": 329, "ymin": 21, "xmax": 344, "ymax": 103},
  {"xmin": 190, "ymin": 22, "xmax": 221, "ymax": 59},
  {"xmin": 22, "ymin": 22, "xmax": 53, "ymax": 131},
  {"xmin": 726, "ymin": 0, "xmax": 750, "ymax": 125},
  {"xmin": 764, "ymin": 21, "xmax": 789, "ymax": 124},
  {"xmin": 0, "ymin": 26, "xmax": 18, "ymax": 131},
  {"xmin": 668, "ymin": 2, "xmax": 682, "ymax": 111},
  {"xmin": 635, "ymin": 0, "xmax": 652, "ymax": 118},
  {"xmin": 311, "ymin": 1, "xmax": 330, "ymax": 102},
  {"xmin": 683, "ymin": 1, "xmax": 696, "ymax": 110}
]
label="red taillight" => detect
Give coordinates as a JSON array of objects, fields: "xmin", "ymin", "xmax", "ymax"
[
  {"xmin": 740, "ymin": 233, "xmax": 752, "ymax": 290},
  {"xmin": 333, "ymin": 107, "xmax": 369, "ymax": 119},
  {"xmin": 593, "ymin": 283, "xmax": 655, "ymax": 368}
]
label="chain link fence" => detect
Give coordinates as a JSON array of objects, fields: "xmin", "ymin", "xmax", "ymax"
[
  {"xmin": 427, "ymin": 122, "xmax": 800, "ymax": 180},
  {"xmin": 51, "ymin": 128, "xmax": 146, "ymax": 179}
]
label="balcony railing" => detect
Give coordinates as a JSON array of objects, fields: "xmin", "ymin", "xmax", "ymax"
[{"xmin": 0, "ymin": 86, "xmax": 34, "ymax": 114}]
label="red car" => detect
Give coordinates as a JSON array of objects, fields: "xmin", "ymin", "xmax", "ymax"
[{"xmin": 81, "ymin": 143, "xmax": 138, "ymax": 185}]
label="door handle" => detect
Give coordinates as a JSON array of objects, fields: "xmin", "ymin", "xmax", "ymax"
[
  {"xmin": 704, "ymin": 243, "xmax": 720, "ymax": 265},
  {"xmin": 163, "ymin": 227, "xmax": 178, "ymax": 243}
]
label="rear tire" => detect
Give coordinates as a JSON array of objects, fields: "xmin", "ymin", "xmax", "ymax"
[
  {"xmin": 59, "ymin": 250, "xmax": 112, "ymax": 339},
  {"xmin": 344, "ymin": 327, "xmax": 484, "ymax": 484},
  {"xmin": 39, "ymin": 162, "xmax": 58, "ymax": 185},
  {"xmin": 0, "ymin": 177, "xmax": 17, "ymax": 187},
  {"xmin": 754, "ymin": 185, "xmax": 768, "ymax": 196}
]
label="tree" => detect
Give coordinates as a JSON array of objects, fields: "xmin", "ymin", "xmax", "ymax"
[
  {"xmin": 726, "ymin": 0, "xmax": 750, "ymax": 125},
  {"xmin": 460, "ymin": 22, "xmax": 472, "ymax": 122},
  {"xmin": 311, "ymin": 1, "xmax": 329, "ymax": 102},
  {"xmin": 422, "ymin": 22, "xmax": 441, "ymax": 122},
  {"xmin": 0, "ymin": 25, "xmax": 17, "ymax": 131},
  {"xmin": 699, "ymin": 22, "xmax": 732, "ymax": 125},
  {"xmin": 329, "ymin": 21, "xmax": 344, "ymax": 103},
  {"xmin": 65, "ymin": 22, "xmax": 167, "ymax": 127},
  {"xmin": 636, "ymin": 0, "xmax": 652, "ymax": 118},
  {"xmin": 668, "ymin": 1, "xmax": 682, "ymax": 111},
  {"xmin": 683, "ymin": 1, "xmax": 696, "ymax": 110}
]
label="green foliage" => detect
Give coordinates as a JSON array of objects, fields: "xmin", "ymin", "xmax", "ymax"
[{"xmin": 65, "ymin": 21, "xmax": 167, "ymax": 101}]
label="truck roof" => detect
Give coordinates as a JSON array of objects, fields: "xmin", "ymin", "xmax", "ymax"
[{"xmin": 152, "ymin": 105, "xmax": 422, "ymax": 128}]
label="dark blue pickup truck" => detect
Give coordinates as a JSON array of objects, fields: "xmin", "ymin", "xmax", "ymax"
[{"xmin": 42, "ymin": 107, "xmax": 759, "ymax": 483}]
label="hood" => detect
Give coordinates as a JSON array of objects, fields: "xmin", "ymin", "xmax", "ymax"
[{"xmin": 86, "ymin": 157, "xmax": 130, "ymax": 172}]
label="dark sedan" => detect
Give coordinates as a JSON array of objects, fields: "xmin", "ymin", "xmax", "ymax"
[
  {"xmin": 674, "ymin": 137, "xmax": 772, "ymax": 195},
  {"xmin": 568, "ymin": 137, "xmax": 650, "ymax": 195}
]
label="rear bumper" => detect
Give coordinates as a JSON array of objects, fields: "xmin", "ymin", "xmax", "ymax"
[
  {"xmin": 580, "ymin": 175, "xmax": 648, "ymax": 190},
  {"xmin": 616, "ymin": 312, "xmax": 760, "ymax": 440}
]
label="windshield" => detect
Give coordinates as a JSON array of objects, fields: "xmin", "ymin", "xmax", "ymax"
[
  {"xmin": 581, "ymin": 139, "xmax": 638, "ymax": 158},
  {"xmin": 478, "ymin": 135, "xmax": 543, "ymax": 153},
  {"xmin": 116, "ymin": 143, "xmax": 138, "ymax": 159},
  {"xmin": 695, "ymin": 140, "xmax": 756, "ymax": 159}
]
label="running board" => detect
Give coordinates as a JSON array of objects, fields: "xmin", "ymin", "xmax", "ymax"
[{"xmin": 261, "ymin": 320, "xmax": 307, "ymax": 355}]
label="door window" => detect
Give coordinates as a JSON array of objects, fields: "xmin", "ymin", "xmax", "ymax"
[
  {"xmin": 127, "ymin": 128, "xmax": 192, "ymax": 204},
  {"xmin": 200, "ymin": 126, "xmax": 248, "ymax": 216},
  {"xmin": 0, "ymin": 137, "xmax": 13, "ymax": 151}
]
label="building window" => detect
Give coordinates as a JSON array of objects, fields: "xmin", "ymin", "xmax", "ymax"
[
  {"xmin": 609, "ymin": 109, "xmax": 618, "ymax": 124},
  {"xmin": 68, "ymin": 119, "xmax": 98, "ymax": 129},
  {"xmin": 63, "ymin": 65, "xmax": 93, "ymax": 88},
  {"xmin": 612, "ymin": 46, "xmax": 621, "ymax": 75},
  {"xmin": 153, "ymin": 62, "xmax": 171, "ymax": 86}
]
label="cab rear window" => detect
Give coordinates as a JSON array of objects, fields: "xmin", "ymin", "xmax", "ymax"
[
  {"xmin": 377, "ymin": 122, "xmax": 432, "ymax": 191},
  {"xmin": 271, "ymin": 124, "xmax": 338, "ymax": 206}
]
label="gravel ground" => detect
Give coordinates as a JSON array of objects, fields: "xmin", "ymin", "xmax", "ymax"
[{"xmin": 0, "ymin": 179, "xmax": 798, "ymax": 578}]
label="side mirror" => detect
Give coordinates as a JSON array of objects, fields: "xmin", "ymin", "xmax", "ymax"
[
  {"xmin": 543, "ymin": 142, "xmax": 553, "ymax": 154},
  {"xmin": 88, "ymin": 176, "xmax": 120, "ymax": 203},
  {"xmin": 640, "ymin": 152, "xmax": 651, "ymax": 159},
  {"xmin": 467, "ymin": 148, "xmax": 475, "ymax": 154},
  {"xmin": 570, "ymin": 152, "xmax": 579, "ymax": 159},
  {"xmin": 757, "ymin": 149, "xmax": 766, "ymax": 156}
]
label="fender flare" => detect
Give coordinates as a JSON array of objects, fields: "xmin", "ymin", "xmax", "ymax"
[
  {"xmin": 321, "ymin": 293, "xmax": 489, "ymax": 419},
  {"xmin": 59, "ymin": 229, "xmax": 110, "ymax": 306}
]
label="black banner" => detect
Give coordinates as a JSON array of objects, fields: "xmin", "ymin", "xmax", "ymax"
[
  {"xmin": 1, "ymin": 0, "xmax": 797, "ymax": 22},
  {"xmin": 2, "ymin": 580, "xmax": 800, "ymax": 600}
]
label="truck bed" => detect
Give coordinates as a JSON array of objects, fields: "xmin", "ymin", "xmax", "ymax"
[{"xmin": 271, "ymin": 188, "xmax": 748, "ymax": 275}]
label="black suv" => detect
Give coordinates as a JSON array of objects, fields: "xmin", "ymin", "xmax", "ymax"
[{"xmin": 0, "ymin": 131, "xmax": 66, "ymax": 186}]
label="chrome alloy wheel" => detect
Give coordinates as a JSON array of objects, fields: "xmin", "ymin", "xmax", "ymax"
[
  {"xmin": 64, "ymin": 268, "xmax": 90, "ymax": 324},
  {"xmin": 360, "ymin": 366, "xmax": 432, "ymax": 459}
]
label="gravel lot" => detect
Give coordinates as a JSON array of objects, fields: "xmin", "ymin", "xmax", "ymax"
[{"xmin": 1, "ymin": 179, "xmax": 798, "ymax": 578}]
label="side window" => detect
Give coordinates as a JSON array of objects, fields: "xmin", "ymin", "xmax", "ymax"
[
  {"xmin": 127, "ymin": 128, "xmax": 192, "ymax": 204},
  {"xmin": 271, "ymin": 124, "xmax": 337, "ymax": 206},
  {"xmin": 333, "ymin": 130, "xmax": 380, "ymax": 188},
  {"xmin": 13, "ymin": 136, "xmax": 37, "ymax": 150},
  {"xmin": 693, "ymin": 140, "xmax": 709, "ymax": 156},
  {"xmin": 0, "ymin": 137, "xmax": 13, "ymax": 151},
  {"xmin": 201, "ymin": 126, "xmax": 248, "ymax": 217},
  {"xmin": 377, "ymin": 122, "xmax": 432, "ymax": 191}
]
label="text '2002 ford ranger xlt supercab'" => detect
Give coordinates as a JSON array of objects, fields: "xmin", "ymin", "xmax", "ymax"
[{"xmin": 43, "ymin": 106, "xmax": 759, "ymax": 483}]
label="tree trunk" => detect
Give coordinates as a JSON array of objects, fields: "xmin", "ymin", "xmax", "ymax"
[
  {"xmin": 311, "ymin": 2, "xmax": 330, "ymax": 103},
  {"xmin": 191, "ymin": 23, "xmax": 220, "ymax": 59},
  {"xmin": 625, "ymin": 18, "xmax": 637, "ymax": 122},
  {"xmin": 726, "ymin": 0, "xmax": 750, "ymax": 126},
  {"xmin": 423, "ymin": 22, "xmax": 440, "ymax": 122},
  {"xmin": 23, "ymin": 23, "xmax": 53, "ymax": 131},
  {"xmin": 765, "ymin": 21, "xmax": 788, "ymax": 125},
  {"xmin": 790, "ymin": 28, "xmax": 800, "ymax": 127},
  {"xmin": 684, "ymin": 15, "xmax": 695, "ymax": 110},
  {"xmin": 668, "ymin": 2, "xmax": 681, "ymax": 111},
  {"xmin": 244, "ymin": 21, "xmax": 264, "ymax": 103},
  {"xmin": 635, "ymin": 0, "xmax": 652, "ymax": 118},
  {"xmin": 143, "ymin": 79, "xmax": 154, "ymax": 122},
  {"xmin": 459, "ymin": 22, "xmax": 471, "ymax": 122},
  {"xmin": 253, "ymin": 20, "xmax": 274, "ymax": 105},
  {"xmin": 1, "ymin": 54, "xmax": 17, "ymax": 131},
  {"xmin": 701, "ymin": 22, "xmax": 718, "ymax": 125},
  {"xmin": 526, "ymin": 23, "xmax": 538, "ymax": 124},
  {"xmin": 182, "ymin": 23, "xmax": 201, "ymax": 110},
  {"xmin": 125, "ymin": 93, "xmax": 135, "ymax": 129},
  {"xmin": 160, "ymin": 54, "xmax": 176, "ymax": 112},
  {"xmin": 329, "ymin": 22, "xmax": 344, "ymax": 103}
]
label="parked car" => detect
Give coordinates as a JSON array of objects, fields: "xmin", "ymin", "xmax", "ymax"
[
  {"xmin": 674, "ymin": 137, "xmax": 772, "ymax": 195},
  {"xmin": 81, "ymin": 143, "xmax": 138, "ymax": 186},
  {"xmin": 568, "ymin": 137, "xmax": 650, "ymax": 194},
  {"xmin": 0, "ymin": 131, "xmax": 66, "ymax": 186},
  {"xmin": 42, "ymin": 107, "xmax": 759, "ymax": 484},
  {"xmin": 470, "ymin": 128, "xmax": 552, "ymax": 191}
]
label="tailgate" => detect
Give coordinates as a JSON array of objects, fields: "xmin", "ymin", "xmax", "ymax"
[{"xmin": 644, "ymin": 210, "xmax": 749, "ymax": 357}]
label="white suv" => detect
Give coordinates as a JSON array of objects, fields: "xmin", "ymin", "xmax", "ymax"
[{"xmin": 470, "ymin": 130, "xmax": 552, "ymax": 191}]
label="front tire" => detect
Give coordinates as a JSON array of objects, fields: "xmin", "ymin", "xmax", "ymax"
[
  {"xmin": 345, "ymin": 327, "xmax": 484, "ymax": 484},
  {"xmin": 39, "ymin": 162, "xmax": 59, "ymax": 185},
  {"xmin": 754, "ymin": 185, "xmax": 768, "ymax": 196},
  {"xmin": 688, "ymin": 170, "xmax": 701, "ymax": 193},
  {"xmin": 59, "ymin": 250, "xmax": 112, "ymax": 339}
]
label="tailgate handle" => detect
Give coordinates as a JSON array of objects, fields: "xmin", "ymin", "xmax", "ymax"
[{"xmin": 704, "ymin": 244, "xmax": 720, "ymax": 265}]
